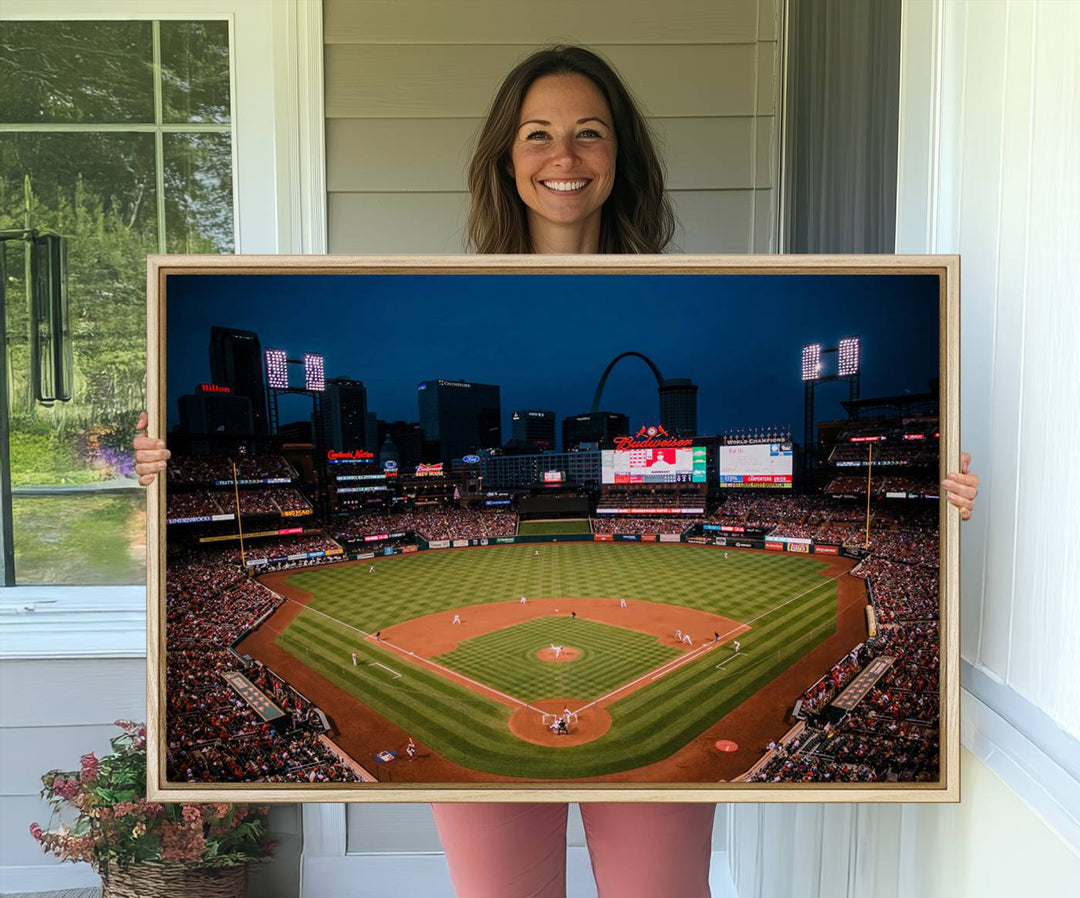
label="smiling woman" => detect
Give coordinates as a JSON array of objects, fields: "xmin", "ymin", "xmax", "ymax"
[
  {"xmin": 509, "ymin": 73, "xmax": 617, "ymax": 253},
  {"xmin": 466, "ymin": 45, "xmax": 674, "ymax": 255}
]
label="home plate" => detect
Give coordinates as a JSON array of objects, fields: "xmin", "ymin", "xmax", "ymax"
[{"xmin": 714, "ymin": 740, "xmax": 739, "ymax": 752}]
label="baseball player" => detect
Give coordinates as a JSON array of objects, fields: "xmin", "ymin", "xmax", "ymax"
[
  {"xmin": 714, "ymin": 631, "xmax": 720, "ymax": 643},
  {"xmin": 682, "ymin": 633, "xmax": 692, "ymax": 646},
  {"xmin": 520, "ymin": 595, "xmax": 527, "ymax": 605},
  {"xmin": 570, "ymin": 611, "xmax": 577, "ymax": 621},
  {"xmin": 452, "ymin": 613, "xmax": 461, "ymax": 625},
  {"xmin": 351, "ymin": 651, "xmax": 358, "ymax": 666},
  {"xmin": 534, "ymin": 549, "xmax": 540, "ymax": 556},
  {"xmin": 675, "ymin": 628, "xmax": 682, "ymax": 642},
  {"xmin": 724, "ymin": 552, "xmax": 729, "ymax": 559},
  {"xmin": 406, "ymin": 737, "xmax": 416, "ymax": 760},
  {"xmin": 619, "ymin": 598, "xmax": 628, "ymax": 608},
  {"xmin": 369, "ymin": 565, "xmax": 376, "ymax": 573},
  {"xmin": 375, "ymin": 631, "xmax": 382, "ymax": 642},
  {"xmin": 733, "ymin": 640, "xmax": 741, "ymax": 653}
]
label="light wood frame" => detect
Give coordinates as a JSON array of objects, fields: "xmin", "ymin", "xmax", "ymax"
[{"xmin": 146, "ymin": 253, "xmax": 960, "ymax": 803}]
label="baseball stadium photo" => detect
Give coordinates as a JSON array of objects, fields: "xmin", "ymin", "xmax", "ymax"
[{"xmin": 154, "ymin": 262, "xmax": 950, "ymax": 793}]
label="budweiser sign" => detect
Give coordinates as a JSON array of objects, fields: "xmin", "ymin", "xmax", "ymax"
[{"xmin": 614, "ymin": 425, "xmax": 693, "ymax": 451}]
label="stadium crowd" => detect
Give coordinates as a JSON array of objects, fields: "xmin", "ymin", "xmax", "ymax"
[
  {"xmin": 165, "ymin": 547, "xmax": 361, "ymax": 784},
  {"xmin": 169, "ymin": 454, "xmax": 296, "ymax": 484},
  {"xmin": 167, "ymin": 486, "xmax": 312, "ymax": 520},
  {"xmin": 590, "ymin": 515, "xmax": 703, "ymax": 534}
]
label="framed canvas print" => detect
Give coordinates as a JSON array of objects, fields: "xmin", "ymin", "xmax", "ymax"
[{"xmin": 146, "ymin": 254, "xmax": 959, "ymax": 803}]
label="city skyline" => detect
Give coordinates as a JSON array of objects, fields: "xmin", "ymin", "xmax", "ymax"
[{"xmin": 166, "ymin": 273, "xmax": 940, "ymax": 448}]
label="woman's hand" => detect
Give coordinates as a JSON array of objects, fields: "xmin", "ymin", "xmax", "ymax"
[
  {"xmin": 941, "ymin": 451, "xmax": 979, "ymax": 521},
  {"xmin": 133, "ymin": 411, "xmax": 170, "ymax": 486}
]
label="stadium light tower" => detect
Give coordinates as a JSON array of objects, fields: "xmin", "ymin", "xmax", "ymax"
[
  {"xmin": 801, "ymin": 343, "xmax": 822, "ymax": 381},
  {"xmin": 264, "ymin": 347, "xmax": 326, "ymax": 434},
  {"xmin": 802, "ymin": 336, "xmax": 862, "ymax": 483}
]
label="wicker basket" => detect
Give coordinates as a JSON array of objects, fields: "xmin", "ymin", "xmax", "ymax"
[{"xmin": 101, "ymin": 862, "xmax": 247, "ymax": 898}]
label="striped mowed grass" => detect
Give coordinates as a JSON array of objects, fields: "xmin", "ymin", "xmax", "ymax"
[
  {"xmin": 434, "ymin": 616, "xmax": 683, "ymax": 702},
  {"xmin": 276, "ymin": 543, "xmax": 841, "ymax": 778}
]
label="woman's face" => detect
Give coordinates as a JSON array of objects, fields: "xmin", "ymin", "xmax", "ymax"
[{"xmin": 509, "ymin": 73, "xmax": 617, "ymax": 241}]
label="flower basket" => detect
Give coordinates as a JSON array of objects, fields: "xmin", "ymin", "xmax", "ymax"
[
  {"xmin": 31, "ymin": 721, "xmax": 273, "ymax": 889},
  {"xmin": 102, "ymin": 861, "xmax": 247, "ymax": 898}
]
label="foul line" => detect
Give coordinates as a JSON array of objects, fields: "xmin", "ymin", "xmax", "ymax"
[
  {"xmin": 577, "ymin": 568, "xmax": 852, "ymax": 715},
  {"xmin": 269, "ymin": 595, "xmax": 534, "ymax": 712},
  {"xmin": 716, "ymin": 652, "xmax": 749, "ymax": 670},
  {"xmin": 369, "ymin": 662, "xmax": 401, "ymax": 679}
]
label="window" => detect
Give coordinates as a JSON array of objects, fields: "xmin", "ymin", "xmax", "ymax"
[{"xmin": 1, "ymin": 19, "xmax": 234, "ymax": 584}]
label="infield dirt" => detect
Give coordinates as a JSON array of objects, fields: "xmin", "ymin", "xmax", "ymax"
[{"xmin": 237, "ymin": 547, "xmax": 866, "ymax": 784}]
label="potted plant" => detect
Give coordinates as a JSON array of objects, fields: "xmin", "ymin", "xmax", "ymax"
[{"xmin": 30, "ymin": 720, "xmax": 273, "ymax": 897}]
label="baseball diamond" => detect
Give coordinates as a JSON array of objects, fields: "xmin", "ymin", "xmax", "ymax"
[{"xmin": 241, "ymin": 541, "xmax": 865, "ymax": 780}]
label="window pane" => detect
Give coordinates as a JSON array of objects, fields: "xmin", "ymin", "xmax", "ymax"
[
  {"xmin": 12, "ymin": 493, "xmax": 145, "ymax": 585},
  {"xmin": 0, "ymin": 22, "xmax": 154, "ymax": 124},
  {"xmin": 160, "ymin": 20, "xmax": 232, "ymax": 124},
  {"xmin": 2, "ymin": 132, "xmax": 156, "ymax": 585},
  {"xmin": 164, "ymin": 133, "xmax": 235, "ymax": 253}
]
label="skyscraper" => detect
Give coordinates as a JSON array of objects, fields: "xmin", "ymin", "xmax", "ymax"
[
  {"xmin": 208, "ymin": 326, "xmax": 268, "ymax": 434},
  {"xmin": 562, "ymin": 411, "xmax": 630, "ymax": 450},
  {"xmin": 417, "ymin": 379, "xmax": 501, "ymax": 463},
  {"xmin": 511, "ymin": 410, "xmax": 556, "ymax": 451},
  {"xmin": 320, "ymin": 377, "xmax": 368, "ymax": 451},
  {"xmin": 659, "ymin": 378, "xmax": 698, "ymax": 437},
  {"xmin": 178, "ymin": 386, "xmax": 254, "ymax": 434}
]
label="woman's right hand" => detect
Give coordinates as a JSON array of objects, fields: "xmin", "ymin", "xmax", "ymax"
[{"xmin": 133, "ymin": 411, "xmax": 170, "ymax": 486}]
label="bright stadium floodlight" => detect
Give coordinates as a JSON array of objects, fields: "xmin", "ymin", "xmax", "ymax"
[
  {"xmin": 838, "ymin": 337, "xmax": 861, "ymax": 376},
  {"xmin": 801, "ymin": 343, "xmax": 822, "ymax": 381},
  {"xmin": 265, "ymin": 348, "xmax": 288, "ymax": 389},
  {"xmin": 304, "ymin": 352, "xmax": 325, "ymax": 392}
]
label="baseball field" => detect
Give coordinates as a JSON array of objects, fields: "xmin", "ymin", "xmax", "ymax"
[{"xmin": 245, "ymin": 542, "xmax": 860, "ymax": 781}]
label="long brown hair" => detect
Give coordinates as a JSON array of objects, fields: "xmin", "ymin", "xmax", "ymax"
[{"xmin": 467, "ymin": 46, "xmax": 675, "ymax": 254}]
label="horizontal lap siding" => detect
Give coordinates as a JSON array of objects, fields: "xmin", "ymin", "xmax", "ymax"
[
  {"xmin": 0, "ymin": 659, "xmax": 145, "ymax": 868},
  {"xmin": 324, "ymin": 1, "xmax": 780, "ymax": 254}
]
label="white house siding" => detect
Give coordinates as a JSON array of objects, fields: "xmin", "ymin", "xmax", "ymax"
[{"xmin": 324, "ymin": 0, "xmax": 781, "ymax": 254}]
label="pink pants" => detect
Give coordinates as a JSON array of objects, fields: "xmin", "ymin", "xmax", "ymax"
[{"xmin": 431, "ymin": 802, "xmax": 715, "ymax": 898}]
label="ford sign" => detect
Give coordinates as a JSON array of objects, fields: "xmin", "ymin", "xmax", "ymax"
[
  {"xmin": 462, "ymin": 455, "xmax": 480, "ymax": 464},
  {"xmin": 383, "ymin": 460, "xmax": 398, "ymax": 470}
]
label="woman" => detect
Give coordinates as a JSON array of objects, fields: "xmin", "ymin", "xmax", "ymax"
[{"xmin": 135, "ymin": 46, "xmax": 979, "ymax": 898}]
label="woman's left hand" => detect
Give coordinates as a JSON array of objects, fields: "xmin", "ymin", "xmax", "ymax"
[{"xmin": 942, "ymin": 451, "xmax": 979, "ymax": 521}]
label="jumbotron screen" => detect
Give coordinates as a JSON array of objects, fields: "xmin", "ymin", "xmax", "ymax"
[
  {"xmin": 719, "ymin": 442, "xmax": 794, "ymax": 488},
  {"xmin": 601, "ymin": 447, "xmax": 706, "ymax": 484}
]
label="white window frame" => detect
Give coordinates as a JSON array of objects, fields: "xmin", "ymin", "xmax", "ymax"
[{"xmin": 0, "ymin": 0, "xmax": 326, "ymax": 659}]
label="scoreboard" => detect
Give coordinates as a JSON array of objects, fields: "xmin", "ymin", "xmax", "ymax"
[
  {"xmin": 602, "ymin": 446, "xmax": 707, "ymax": 484},
  {"xmin": 719, "ymin": 442, "xmax": 793, "ymax": 488}
]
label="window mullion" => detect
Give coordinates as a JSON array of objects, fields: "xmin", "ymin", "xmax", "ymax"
[{"xmin": 152, "ymin": 19, "xmax": 167, "ymax": 254}]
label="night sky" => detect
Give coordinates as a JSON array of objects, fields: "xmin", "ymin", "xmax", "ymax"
[{"xmin": 165, "ymin": 273, "xmax": 940, "ymax": 443}]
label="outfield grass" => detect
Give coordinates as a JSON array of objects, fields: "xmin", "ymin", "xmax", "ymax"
[
  {"xmin": 517, "ymin": 519, "xmax": 592, "ymax": 535},
  {"xmin": 276, "ymin": 543, "xmax": 843, "ymax": 778},
  {"xmin": 434, "ymin": 616, "xmax": 683, "ymax": 702}
]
